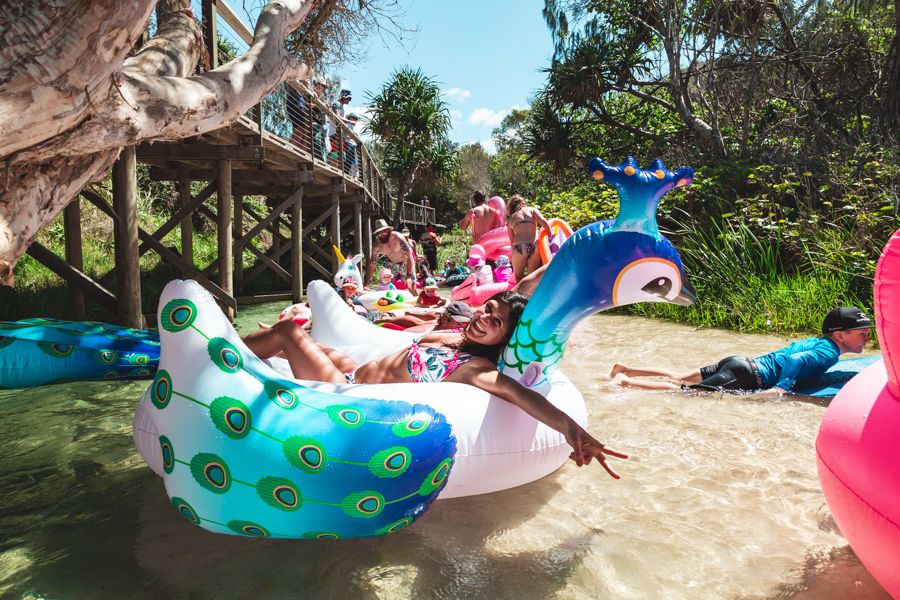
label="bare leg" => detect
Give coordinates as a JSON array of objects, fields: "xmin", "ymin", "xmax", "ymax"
[
  {"xmin": 525, "ymin": 246, "xmax": 543, "ymax": 277},
  {"xmin": 609, "ymin": 362, "xmax": 702, "ymax": 384},
  {"xmin": 511, "ymin": 249, "xmax": 527, "ymax": 282},
  {"xmin": 242, "ymin": 320, "xmax": 350, "ymax": 383},
  {"xmin": 611, "ymin": 373, "xmax": 682, "ymax": 391}
]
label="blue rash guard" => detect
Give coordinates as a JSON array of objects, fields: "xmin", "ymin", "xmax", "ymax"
[{"xmin": 754, "ymin": 337, "xmax": 841, "ymax": 392}]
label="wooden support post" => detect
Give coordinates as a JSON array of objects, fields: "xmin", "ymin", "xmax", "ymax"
[
  {"xmin": 63, "ymin": 197, "xmax": 85, "ymax": 318},
  {"xmin": 291, "ymin": 187, "xmax": 304, "ymax": 303},
  {"xmin": 178, "ymin": 178, "xmax": 193, "ymax": 264},
  {"xmin": 331, "ymin": 193, "xmax": 341, "ymax": 271},
  {"xmin": 234, "ymin": 194, "xmax": 243, "ymax": 295},
  {"xmin": 363, "ymin": 215, "xmax": 372, "ymax": 261},
  {"xmin": 353, "ymin": 201, "xmax": 363, "ymax": 256},
  {"xmin": 217, "ymin": 159, "xmax": 234, "ymax": 320},
  {"xmin": 201, "ymin": 0, "xmax": 218, "ymax": 69},
  {"xmin": 112, "ymin": 145, "xmax": 143, "ymax": 328}
]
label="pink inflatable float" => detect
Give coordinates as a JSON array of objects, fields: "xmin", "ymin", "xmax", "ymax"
[
  {"xmin": 451, "ymin": 243, "xmax": 514, "ymax": 306},
  {"xmin": 816, "ymin": 228, "xmax": 900, "ymax": 598},
  {"xmin": 469, "ymin": 196, "xmax": 511, "ymax": 262}
]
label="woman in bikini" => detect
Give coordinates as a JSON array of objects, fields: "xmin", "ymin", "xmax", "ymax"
[
  {"xmin": 506, "ymin": 194, "xmax": 552, "ymax": 282},
  {"xmin": 242, "ymin": 291, "xmax": 626, "ymax": 478}
]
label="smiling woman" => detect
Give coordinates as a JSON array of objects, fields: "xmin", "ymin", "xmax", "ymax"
[{"xmin": 241, "ymin": 290, "xmax": 627, "ymax": 477}]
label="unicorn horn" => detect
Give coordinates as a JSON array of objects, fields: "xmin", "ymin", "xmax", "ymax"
[{"xmin": 333, "ymin": 245, "xmax": 346, "ymax": 264}]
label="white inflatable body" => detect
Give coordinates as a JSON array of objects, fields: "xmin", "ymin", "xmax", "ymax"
[{"xmin": 134, "ymin": 280, "xmax": 585, "ymax": 500}]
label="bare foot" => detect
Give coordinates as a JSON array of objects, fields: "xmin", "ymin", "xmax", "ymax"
[
  {"xmin": 257, "ymin": 321, "xmax": 272, "ymax": 329},
  {"xmin": 609, "ymin": 362, "xmax": 629, "ymax": 378},
  {"xmin": 610, "ymin": 372, "xmax": 629, "ymax": 387}
]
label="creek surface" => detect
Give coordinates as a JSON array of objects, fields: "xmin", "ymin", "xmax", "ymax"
[{"xmin": 0, "ymin": 305, "xmax": 890, "ymax": 599}]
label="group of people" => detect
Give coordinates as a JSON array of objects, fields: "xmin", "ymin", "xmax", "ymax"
[
  {"xmin": 459, "ymin": 191, "xmax": 551, "ymax": 282},
  {"xmin": 286, "ymin": 77, "xmax": 359, "ymax": 176},
  {"xmin": 246, "ymin": 190, "xmax": 876, "ymax": 480}
]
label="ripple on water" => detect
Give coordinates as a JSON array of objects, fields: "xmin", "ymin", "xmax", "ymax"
[{"xmin": 0, "ymin": 308, "xmax": 891, "ymax": 598}]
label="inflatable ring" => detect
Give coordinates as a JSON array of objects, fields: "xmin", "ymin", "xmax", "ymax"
[
  {"xmin": 816, "ymin": 228, "xmax": 900, "ymax": 597},
  {"xmin": 133, "ymin": 279, "xmax": 583, "ymax": 539},
  {"xmin": 0, "ymin": 318, "xmax": 159, "ymax": 388},
  {"xmin": 134, "ymin": 155, "xmax": 699, "ymax": 541},
  {"xmin": 538, "ymin": 218, "xmax": 573, "ymax": 265}
]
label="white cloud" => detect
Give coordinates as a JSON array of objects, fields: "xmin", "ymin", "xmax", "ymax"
[
  {"xmin": 449, "ymin": 109, "xmax": 463, "ymax": 121},
  {"xmin": 444, "ymin": 87, "xmax": 472, "ymax": 100},
  {"xmin": 479, "ymin": 138, "xmax": 497, "ymax": 155},
  {"xmin": 467, "ymin": 104, "xmax": 523, "ymax": 128}
]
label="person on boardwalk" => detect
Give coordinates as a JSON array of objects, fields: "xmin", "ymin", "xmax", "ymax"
[
  {"xmin": 610, "ymin": 306, "xmax": 873, "ymax": 395},
  {"xmin": 242, "ymin": 291, "xmax": 627, "ymax": 477},
  {"xmin": 459, "ymin": 191, "xmax": 496, "ymax": 243},
  {"xmin": 506, "ymin": 194, "xmax": 551, "ymax": 281},
  {"xmin": 364, "ymin": 219, "xmax": 417, "ymax": 293}
]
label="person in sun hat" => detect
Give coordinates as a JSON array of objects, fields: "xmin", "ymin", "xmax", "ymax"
[
  {"xmin": 365, "ymin": 218, "xmax": 418, "ymax": 294},
  {"xmin": 416, "ymin": 277, "xmax": 446, "ymax": 308},
  {"xmin": 610, "ymin": 306, "xmax": 874, "ymax": 395}
]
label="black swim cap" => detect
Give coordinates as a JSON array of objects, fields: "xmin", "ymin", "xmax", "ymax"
[{"xmin": 822, "ymin": 306, "xmax": 873, "ymax": 334}]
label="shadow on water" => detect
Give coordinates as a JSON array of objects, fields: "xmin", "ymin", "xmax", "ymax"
[
  {"xmin": 131, "ymin": 472, "xmax": 592, "ymax": 599},
  {"xmin": 0, "ymin": 378, "xmax": 593, "ymax": 600}
]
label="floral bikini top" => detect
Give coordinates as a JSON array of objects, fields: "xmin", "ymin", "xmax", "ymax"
[{"xmin": 406, "ymin": 336, "xmax": 473, "ymax": 383}]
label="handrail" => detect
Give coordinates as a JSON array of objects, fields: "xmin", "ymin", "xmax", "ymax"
[{"xmin": 191, "ymin": 0, "xmax": 394, "ymax": 213}]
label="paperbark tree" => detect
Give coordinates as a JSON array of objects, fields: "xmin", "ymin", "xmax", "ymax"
[{"xmin": 0, "ymin": 0, "xmax": 319, "ymax": 285}]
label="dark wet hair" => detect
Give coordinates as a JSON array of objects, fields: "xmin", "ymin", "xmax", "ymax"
[
  {"xmin": 456, "ymin": 291, "xmax": 528, "ymax": 364},
  {"xmin": 472, "ymin": 191, "xmax": 486, "ymax": 205}
]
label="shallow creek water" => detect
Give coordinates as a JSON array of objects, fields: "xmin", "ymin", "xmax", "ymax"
[{"xmin": 0, "ymin": 305, "xmax": 890, "ymax": 599}]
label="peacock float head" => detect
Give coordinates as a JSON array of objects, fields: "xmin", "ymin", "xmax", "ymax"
[{"xmin": 500, "ymin": 157, "xmax": 696, "ymax": 386}]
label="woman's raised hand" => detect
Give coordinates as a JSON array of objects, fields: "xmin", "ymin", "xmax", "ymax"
[{"xmin": 565, "ymin": 425, "xmax": 628, "ymax": 479}]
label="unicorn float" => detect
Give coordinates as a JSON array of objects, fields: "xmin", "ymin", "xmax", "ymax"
[
  {"xmin": 132, "ymin": 157, "xmax": 695, "ymax": 539},
  {"xmin": 816, "ymin": 229, "xmax": 900, "ymax": 598}
]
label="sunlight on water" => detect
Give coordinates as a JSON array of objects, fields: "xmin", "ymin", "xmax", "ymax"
[{"xmin": 0, "ymin": 307, "xmax": 890, "ymax": 599}]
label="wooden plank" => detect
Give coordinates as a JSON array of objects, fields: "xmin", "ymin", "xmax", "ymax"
[
  {"xmin": 217, "ymin": 159, "xmax": 234, "ymax": 320},
  {"xmin": 216, "ymin": 0, "xmax": 254, "ymax": 45},
  {"xmin": 138, "ymin": 181, "xmax": 215, "ymax": 256},
  {"xmin": 291, "ymin": 189, "xmax": 303, "ymax": 302},
  {"xmin": 330, "ymin": 191, "xmax": 340, "ymax": 271},
  {"xmin": 148, "ymin": 167, "xmax": 312, "ymax": 184},
  {"xmin": 83, "ymin": 186, "xmax": 237, "ymax": 311},
  {"xmin": 245, "ymin": 242, "xmax": 291, "ymax": 282},
  {"xmin": 112, "ymin": 145, "xmax": 143, "ymax": 328},
  {"xmin": 234, "ymin": 194, "xmax": 243, "ymax": 294},
  {"xmin": 202, "ymin": 0, "xmax": 218, "ymax": 68},
  {"xmin": 26, "ymin": 243, "xmax": 117, "ymax": 312},
  {"xmin": 237, "ymin": 292, "xmax": 293, "ymax": 305},
  {"xmin": 63, "ymin": 197, "xmax": 85, "ymax": 317},
  {"xmin": 235, "ymin": 190, "xmax": 301, "ymax": 250},
  {"xmin": 137, "ymin": 143, "xmax": 264, "ymax": 161},
  {"xmin": 178, "ymin": 178, "xmax": 194, "ymax": 264},
  {"xmin": 243, "ymin": 204, "xmax": 290, "ymax": 235},
  {"xmin": 139, "ymin": 229, "xmax": 237, "ymax": 311}
]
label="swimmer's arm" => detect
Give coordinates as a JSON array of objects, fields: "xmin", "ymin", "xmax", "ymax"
[
  {"xmin": 454, "ymin": 363, "xmax": 627, "ymax": 478},
  {"xmin": 533, "ymin": 208, "xmax": 552, "ymax": 231},
  {"xmin": 459, "ymin": 210, "xmax": 472, "ymax": 230}
]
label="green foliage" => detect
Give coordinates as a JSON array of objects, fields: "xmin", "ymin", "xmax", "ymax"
[{"xmin": 365, "ymin": 67, "xmax": 459, "ymax": 225}]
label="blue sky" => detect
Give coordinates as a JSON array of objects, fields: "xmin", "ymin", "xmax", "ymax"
[{"xmin": 337, "ymin": 0, "xmax": 555, "ymax": 153}]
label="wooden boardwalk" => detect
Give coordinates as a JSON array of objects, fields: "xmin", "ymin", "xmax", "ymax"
[{"xmin": 27, "ymin": 0, "xmax": 434, "ymax": 327}]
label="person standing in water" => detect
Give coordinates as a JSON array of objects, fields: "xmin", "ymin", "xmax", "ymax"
[
  {"xmin": 610, "ymin": 306, "xmax": 873, "ymax": 395},
  {"xmin": 506, "ymin": 194, "xmax": 552, "ymax": 281},
  {"xmin": 459, "ymin": 191, "xmax": 496, "ymax": 243}
]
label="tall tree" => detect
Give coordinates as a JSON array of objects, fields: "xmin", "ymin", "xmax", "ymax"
[
  {"xmin": 365, "ymin": 67, "xmax": 458, "ymax": 227},
  {"xmin": 0, "ymin": 0, "xmax": 400, "ymax": 284}
]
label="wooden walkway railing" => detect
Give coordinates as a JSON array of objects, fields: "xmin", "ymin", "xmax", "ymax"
[{"xmin": 23, "ymin": 0, "xmax": 437, "ymax": 327}]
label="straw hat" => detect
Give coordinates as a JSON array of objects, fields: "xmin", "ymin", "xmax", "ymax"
[{"xmin": 373, "ymin": 219, "xmax": 392, "ymax": 235}]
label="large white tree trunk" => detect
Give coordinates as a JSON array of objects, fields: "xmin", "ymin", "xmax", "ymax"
[{"xmin": 0, "ymin": 0, "xmax": 315, "ymax": 285}]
